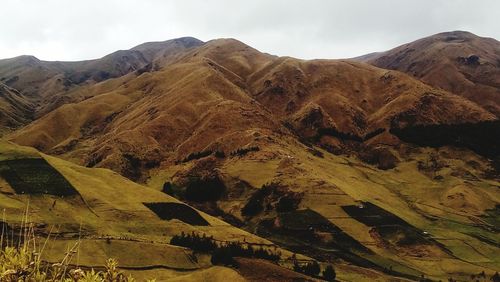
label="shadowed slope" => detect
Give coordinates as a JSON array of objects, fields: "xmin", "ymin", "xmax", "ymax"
[{"xmin": 0, "ymin": 83, "xmax": 34, "ymax": 134}]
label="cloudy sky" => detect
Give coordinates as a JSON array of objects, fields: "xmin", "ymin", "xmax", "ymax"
[{"xmin": 1, "ymin": 0, "xmax": 499, "ymax": 61}]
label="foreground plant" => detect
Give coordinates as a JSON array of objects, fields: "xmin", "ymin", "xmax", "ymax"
[
  {"xmin": 0, "ymin": 206, "xmax": 152, "ymax": 282},
  {"xmin": 0, "ymin": 247, "xmax": 141, "ymax": 281}
]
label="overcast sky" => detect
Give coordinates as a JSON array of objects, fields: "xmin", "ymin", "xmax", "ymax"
[{"xmin": 1, "ymin": 0, "xmax": 499, "ymax": 61}]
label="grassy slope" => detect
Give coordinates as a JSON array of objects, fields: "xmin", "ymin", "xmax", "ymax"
[
  {"xmin": 274, "ymin": 144, "xmax": 498, "ymax": 280},
  {"xmin": 0, "ymin": 141, "xmax": 408, "ymax": 281},
  {"xmin": 0, "ymin": 141, "xmax": 272, "ymax": 280},
  {"xmin": 147, "ymin": 138, "xmax": 500, "ymax": 281},
  {"xmin": 2, "ymin": 35, "xmax": 499, "ymax": 281}
]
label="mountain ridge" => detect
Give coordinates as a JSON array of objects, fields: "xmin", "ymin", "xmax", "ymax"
[
  {"xmin": 0, "ymin": 31, "xmax": 499, "ymax": 281},
  {"xmin": 357, "ymin": 30, "xmax": 500, "ymax": 117}
]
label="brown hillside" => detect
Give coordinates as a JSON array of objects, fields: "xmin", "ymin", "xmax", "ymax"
[
  {"xmin": 2, "ymin": 34, "xmax": 499, "ymax": 281},
  {"xmin": 359, "ymin": 31, "xmax": 500, "ymax": 117},
  {"xmin": 7, "ymin": 38, "xmax": 496, "ymax": 179},
  {"xmin": 0, "ymin": 37, "xmax": 204, "ymax": 119},
  {"xmin": 0, "ymin": 83, "xmax": 34, "ymax": 134}
]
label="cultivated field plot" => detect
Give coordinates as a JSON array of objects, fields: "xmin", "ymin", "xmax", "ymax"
[
  {"xmin": 144, "ymin": 202, "xmax": 209, "ymax": 226},
  {"xmin": 342, "ymin": 202, "xmax": 443, "ymax": 247},
  {"xmin": 0, "ymin": 158, "xmax": 78, "ymax": 196}
]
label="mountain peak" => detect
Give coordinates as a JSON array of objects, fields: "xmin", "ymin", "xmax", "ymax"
[
  {"xmin": 204, "ymin": 38, "xmax": 253, "ymax": 49},
  {"xmin": 430, "ymin": 30, "xmax": 482, "ymax": 42},
  {"xmin": 361, "ymin": 30, "xmax": 500, "ymax": 117},
  {"xmin": 131, "ymin": 36, "xmax": 204, "ymax": 51},
  {"xmin": 436, "ymin": 30, "xmax": 476, "ymax": 37},
  {"xmin": 172, "ymin": 36, "xmax": 204, "ymax": 47},
  {"xmin": 4, "ymin": 55, "xmax": 41, "ymax": 65}
]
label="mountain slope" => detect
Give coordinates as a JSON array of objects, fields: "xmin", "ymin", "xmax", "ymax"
[
  {"xmin": 1, "ymin": 33, "xmax": 499, "ymax": 281},
  {"xmin": 0, "ymin": 37, "xmax": 204, "ymax": 120},
  {"xmin": 0, "ymin": 140, "xmax": 409, "ymax": 281},
  {"xmin": 358, "ymin": 31, "xmax": 500, "ymax": 117},
  {"xmin": 7, "ymin": 38, "xmax": 495, "ymax": 178},
  {"xmin": 0, "ymin": 83, "xmax": 34, "ymax": 134}
]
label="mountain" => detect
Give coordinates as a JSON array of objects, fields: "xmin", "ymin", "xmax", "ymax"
[
  {"xmin": 6, "ymin": 38, "xmax": 496, "ymax": 177},
  {"xmin": 357, "ymin": 31, "xmax": 500, "ymax": 117},
  {"xmin": 0, "ymin": 32, "xmax": 499, "ymax": 281},
  {"xmin": 0, "ymin": 37, "xmax": 204, "ymax": 121}
]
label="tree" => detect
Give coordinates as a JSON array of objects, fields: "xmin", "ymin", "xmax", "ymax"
[
  {"xmin": 162, "ymin": 182, "xmax": 174, "ymax": 195},
  {"xmin": 241, "ymin": 196, "xmax": 264, "ymax": 216},
  {"xmin": 304, "ymin": 261, "xmax": 320, "ymax": 276},
  {"xmin": 211, "ymin": 247, "xmax": 235, "ymax": 266},
  {"xmin": 322, "ymin": 264, "xmax": 336, "ymax": 281},
  {"xmin": 429, "ymin": 153, "xmax": 439, "ymax": 178},
  {"xmin": 492, "ymin": 272, "xmax": 500, "ymax": 282},
  {"xmin": 214, "ymin": 151, "xmax": 226, "ymax": 158},
  {"xmin": 293, "ymin": 260, "xmax": 321, "ymax": 277},
  {"xmin": 276, "ymin": 195, "xmax": 299, "ymax": 212},
  {"xmin": 185, "ymin": 176, "xmax": 226, "ymax": 202},
  {"xmin": 293, "ymin": 261, "xmax": 302, "ymax": 273},
  {"xmin": 311, "ymin": 260, "xmax": 321, "ymax": 276}
]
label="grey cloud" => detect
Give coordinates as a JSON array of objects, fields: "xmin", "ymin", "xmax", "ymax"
[{"xmin": 0, "ymin": 0, "xmax": 498, "ymax": 61}]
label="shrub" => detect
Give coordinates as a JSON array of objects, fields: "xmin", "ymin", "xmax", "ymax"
[
  {"xmin": 241, "ymin": 184, "xmax": 273, "ymax": 217},
  {"xmin": 492, "ymin": 272, "xmax": 500, "ymax": 282},
  {"xmin": 0, "ymin": 206, "xmax": 150, "ymax": 282},
  {"xmin": 0, "ymin": 232, "xmax": 142, "ymax": 281},
  {"xmin": 230, "ymin": 146, "xmax": 260, "ymax": 157},
  {"xmin": 304, "ymin": 260, "xmax": 320, "ymax": 276},
  {"xmin": 170, "ymin": 232, "xmax": 217, "ymax": 252},
  {"xmin": 242, "ymin": 183, "xmax": 302, "ymax": 216},
  {"xmin": 276, "ymin": 195, "xmax": 300, "ymax": 213},
  {"xmin": 162, "ymin": 182, "xmax": 174, "ymax": 195},
  {"xmin": 358, "ymin": 147, "xmax": 398, "ymax": 170},
  {"xmin": 322, "ymin": 264, "xmax": 336, "ymax": 281},
  {"xmin": 214, "ymin": 151, "xmax": 226, "ymax": 158},
  {"xmin": 211, "ymin": 248, "xmax": 236, "ymax": 266},
  {"xmin": 185, "ymin": 176, "xmax": 226, "ymax": 202},
  {"xmin": 241, "ymin": 194, "xmax": 264, "ymax": 216},
  {"xmin": 294, "ymin": 260, "xmax": 321, "ymax": 277},
  {"xmin": 307, "ymin": 148, "xmax": 324, "ymax": 158},
  {"xmin": 181, "ymin": 150, "xmax": 213, "ymax": 163},
  {"xmin": 170, "ymin": 232, "xmax": 280, "ymax": 264}
]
